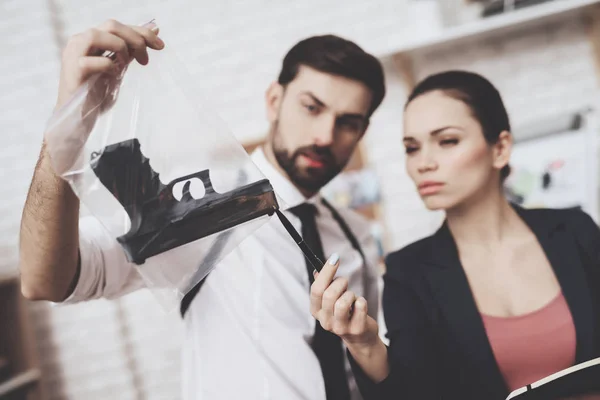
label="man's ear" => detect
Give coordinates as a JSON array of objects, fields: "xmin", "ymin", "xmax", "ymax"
[
  {"xmin": 265, "ymin": 82, "xmax": 284, "ymax": 123},
  {"xmin": 493, "ymin": 130, "xmax": 512, "ymax": 171}
]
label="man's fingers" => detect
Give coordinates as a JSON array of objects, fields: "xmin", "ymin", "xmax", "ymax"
[
  {"xmin": 131, "ymin": 25, "xmax": 165, "ymax": 50},
  {"xmin": 310, "ymin": 253, "xmax": 340, "ymax": 315},
  {"xmin": 78, "ymin": 57, "xmax": 116, "ymax": 81},
  {"xmin": 78, "ymin": 29, "xmax": 129, "ymax": 64},
  {"xmin": 99, "ymin": 20, "xmax": 151, "ymax": 65},
  {"xmin": 65, "ymin": 19, "xmax": 165, "ymax": 70}
]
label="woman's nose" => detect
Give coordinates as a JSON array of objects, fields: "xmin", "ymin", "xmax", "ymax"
[{"xmin": 417, "ymin": 152, "xmax": 438, "ymax": 173}]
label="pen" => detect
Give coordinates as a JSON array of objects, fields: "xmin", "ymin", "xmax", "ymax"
[{"xmin": 274, "ymin": 208, "xmax": 324, "ymax": 272}]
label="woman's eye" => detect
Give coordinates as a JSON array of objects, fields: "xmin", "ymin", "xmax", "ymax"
[
  {"xmin": 405, "ymin": 146, "xmax": 418, "ymax": 154},
  {"xmin": 440, "ymin": 138, "xmax": 459, "ymax": 146}
]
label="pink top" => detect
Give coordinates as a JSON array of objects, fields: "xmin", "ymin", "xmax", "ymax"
[{"xmin": 481, "ymin": 292, "xmax": 576, "ymax": 392}]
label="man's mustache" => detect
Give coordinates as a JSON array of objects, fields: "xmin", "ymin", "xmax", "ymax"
[{"xmin": 292, "ymin": 145, "xmax": 335, "ymax": 166}]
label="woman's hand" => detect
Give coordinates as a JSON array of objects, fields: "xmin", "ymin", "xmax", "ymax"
[
  {"xmin": 310, "ymin": 253, "xmax": 390, "ymax": 383},
  {"xmin": 310, "ymin": 253, "xmax": 380, "ymax": 352}
]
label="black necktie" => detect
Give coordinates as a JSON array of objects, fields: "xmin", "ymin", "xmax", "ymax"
[{"xmin": 289, "ymin": 203, "xmax": 351, "ymax": 400}]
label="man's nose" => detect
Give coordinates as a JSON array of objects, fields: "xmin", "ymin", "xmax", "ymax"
[{"xmin": 312, "ymin": 115, "xmax": 336, "ymax": 146}]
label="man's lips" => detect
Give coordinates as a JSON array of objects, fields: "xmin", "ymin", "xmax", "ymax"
[{"xmin": 299, "ymin": 154, "xmax": 327, "ymax": 168}]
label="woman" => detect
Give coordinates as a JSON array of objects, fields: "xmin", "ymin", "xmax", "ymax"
[{"xmin": 311, "ymin": 70, "xmax": 600, "ymax": 399}]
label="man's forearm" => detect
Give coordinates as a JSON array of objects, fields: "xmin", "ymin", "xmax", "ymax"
[
  {"xmin": 19, "ymin": 143, "xmax": 80, "ymax": 301},
  {"xmin": 347, "ymin": 338, "xmax": 390, "ymax": 383}
]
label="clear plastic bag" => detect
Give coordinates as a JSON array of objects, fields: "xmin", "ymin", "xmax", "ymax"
[{"xmin": 43, "ymin": 21, "xmax": 281, "ymax": 311}]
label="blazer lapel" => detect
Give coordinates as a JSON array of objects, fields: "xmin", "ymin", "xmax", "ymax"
[
  {"xmin": 423, "ymin": 223, "xmax": 509, "ymax": 398},
  {"xmin": 514, "ymin": 206, "xmax": 595, "ymax": 363}
]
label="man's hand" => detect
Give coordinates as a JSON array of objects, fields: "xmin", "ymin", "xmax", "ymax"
[
  {"xmin": 19, "ymin": 19, "xmax": 164, "ymax": 302},
  {"xmin": 56, "ymin": 19, "xmax": 164, "ymax": 109}
]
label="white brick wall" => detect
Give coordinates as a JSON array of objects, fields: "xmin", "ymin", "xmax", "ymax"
[
  {"xmin": 0, "ymin": 0, "xmax": 61, "ymax": 277},
  {"xmin": 3, "ymin": 1, "xmax": 599, "ymax": 399},
  {"xmin": 55, "ymin": 0, "xmax": 414, "ymax": 144},
  {"xmin": 412, "ymin": 20, "xmax": 599, "ymax": 131}
]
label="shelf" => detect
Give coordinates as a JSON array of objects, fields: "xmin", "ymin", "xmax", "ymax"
[
  {"xmin": 0, "ymin": 273, "xmax": 18, "ymax": 286},
  {"xmin": 0, "ymin": 369, "xmax": 41, "ymax": 397},
  {"xmin": 377, "ymin": 0, "xmax": 600, "ymax": 57},
  {"xmin": 0, "ymin": 357, "xmax": 8, "ymax": 373}
]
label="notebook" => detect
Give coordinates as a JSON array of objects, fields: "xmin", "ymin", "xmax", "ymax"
[{"xmin": 506, "ymin": 357, "xmax": 600, "ymax": 399}]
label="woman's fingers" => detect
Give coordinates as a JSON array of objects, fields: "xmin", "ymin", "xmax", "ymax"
[
  {"xmin": 348, "ymin": 296, "xmax": 369, "ymax": 335},
  {"xmin": 320, "ymin": 277, "xmax": 349, "ymax": 326},
  {"xmin": 308, "ymin": 250, "xmax": 375, "ymax": 341},
  {"xmin": 310, "ymin": 253, "xmax": 367, "ymax": 337},
  {"xmin": 334, "ymin": 291, "xmax": 356, "ymax": 324},
  {"xmin": 310, "ymin": 253, "xmax": 340, "ymax": 316}
]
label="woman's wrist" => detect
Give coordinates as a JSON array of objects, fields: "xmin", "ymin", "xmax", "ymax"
[
  {"xmin": 345, "ymin": 334, "xmax": 383, "ymax": 358},
  {"xmin": 345, "ymin": 337, "xmax": 389, "ymax": 383}
]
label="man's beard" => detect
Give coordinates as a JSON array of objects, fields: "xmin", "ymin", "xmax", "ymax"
[{"xmin": 271, "ymin": 126, "xmax": 343, "ymax": 194}]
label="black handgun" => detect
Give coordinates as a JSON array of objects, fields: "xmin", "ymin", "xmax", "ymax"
[{"xmin": 90, "ymin": 138, "xmax": 279, "ymax": 265}]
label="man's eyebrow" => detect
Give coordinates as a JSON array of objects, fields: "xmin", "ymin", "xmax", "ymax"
[
  {"xmin": 299, "ymin": 91, "xmax": 325, "ymax": 107},
  {"xmin": 300, "ymin": 91, "xmax": 368, "ymax": 121}
]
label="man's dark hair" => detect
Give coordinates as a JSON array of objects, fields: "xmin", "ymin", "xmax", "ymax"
[
  {"xmin": 277, "ymin": 35, "xmax": 386, "ymax": 118},
  {"xmin": 407, "ymin": 70, "xmax": 512, "ymax": 181}
]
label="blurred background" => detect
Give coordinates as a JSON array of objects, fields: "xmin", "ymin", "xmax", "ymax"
[{"xmin": 2, "ymin": 0, "xmax": 600, "ymax": 398}]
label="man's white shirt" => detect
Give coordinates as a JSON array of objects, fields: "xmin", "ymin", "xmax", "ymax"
[{"xmin": 64, "ymin": 147, "xmax": 381, "ymax": 400}]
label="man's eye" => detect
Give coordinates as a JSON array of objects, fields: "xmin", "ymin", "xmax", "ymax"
[
  {"xmin": 339, "ymin": 120, "xmax": 361, "ymax": 131},
  {"xmin": 304, "ymin": 104, "xmax": 318, "ymax": 113}
]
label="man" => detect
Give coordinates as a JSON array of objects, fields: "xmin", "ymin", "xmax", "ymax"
[{"xmin": 19, "ymin": 19, "xmax": 386, "ymax": 400}]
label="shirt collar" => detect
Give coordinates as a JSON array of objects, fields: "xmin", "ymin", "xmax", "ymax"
[{"xmin": 250, "ymin": 146, "xmax": 322, "ymax": 211}]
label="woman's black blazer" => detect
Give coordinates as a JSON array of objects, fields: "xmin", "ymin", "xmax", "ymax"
[{"xmin": 350, "ymin": 205, "xmax": 600, "ymax": 400}]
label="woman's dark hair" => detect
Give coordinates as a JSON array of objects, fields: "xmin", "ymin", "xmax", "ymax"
[
  {"xmin": 406, "ymin": 70, "xmax": 511, "ymax": 181},
  {"xmin": 278, "ymin": 34, "xmax": 386, "ymax": 118}
]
